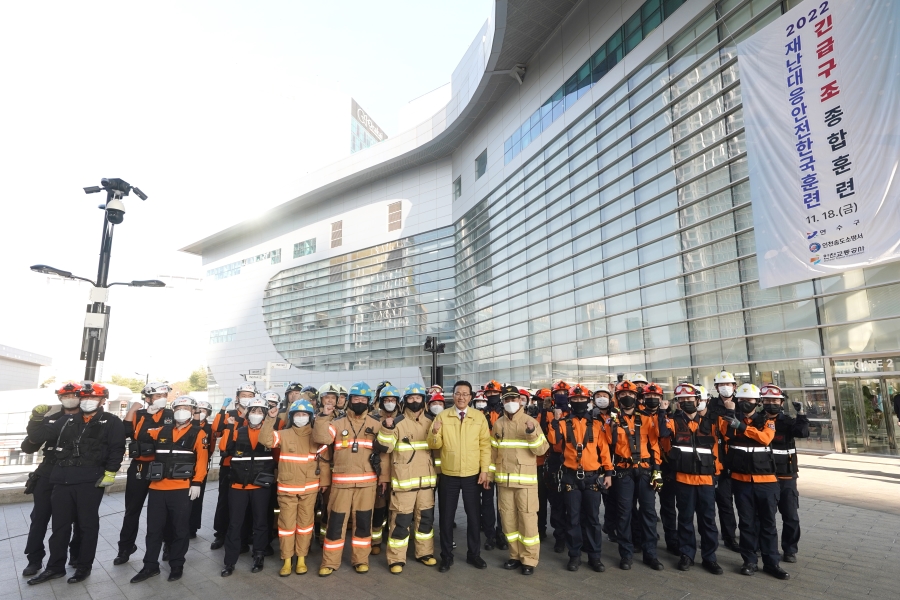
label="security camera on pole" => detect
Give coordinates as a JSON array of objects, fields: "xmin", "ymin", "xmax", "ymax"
[{"xmin": 30, "ymin": 178, "xmax": 162, "ymax": 381}]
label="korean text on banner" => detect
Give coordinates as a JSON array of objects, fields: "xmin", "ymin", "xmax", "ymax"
[{"xmin": 737, "ymin": 0, "xmax": 900, "ymax": 289}]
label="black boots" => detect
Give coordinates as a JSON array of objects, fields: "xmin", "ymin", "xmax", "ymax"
[
  {"xmin": 113, "ymin": 544, "xmax": 138, "ymax": 565},
  {"xmin": 251, "ymin": 553, "xmax": 265, "ymax": 573}
]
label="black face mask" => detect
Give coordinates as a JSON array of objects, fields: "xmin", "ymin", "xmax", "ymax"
[
  {"xmin": 738, "ymin": 400, "xmax": 756, "ymax": 414},
  {"xmin": 618, "ymin": 395, "xmax": 636, "ymax": 409},
  {"xmin": 763, "ymin": 403, "xmax": 782, "ymax": 415},
  {"xmin": 406, "ymin": 401, "xmax": 424, "ymax": 413},
  {"xmin": 349, "ymin": 403, "xmax": 368, "ymax": 415},
  {"xmin": 570, "ymin": 401, "xmax": 588, "ymax": 417},
  {"xmin": 486, "ymin": 395, "xmax": 502, "ymax": 409},
  {"xmin": 643, "ymin": 398, "xmax": 660, "ymax": 411},
  {"xmin": 680, "ymin": 402, "xmax": 698, "ymax": 414}
]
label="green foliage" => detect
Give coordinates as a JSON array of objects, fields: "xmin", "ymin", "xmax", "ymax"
[{"xmin": 107, "ymin": 374, "xmax": 146, "ymax": 393}]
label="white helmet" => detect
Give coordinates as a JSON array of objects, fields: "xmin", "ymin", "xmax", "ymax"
[
  {"xmin": 320, "ymin": 382, "xmax": 341, "ymax": 396},
  {"xmin": 246, "ymin": 397, "xmax": 268, "ymax": 410},
  {"xmin": 142, "ymin": 382, "xmax": 171, "ymax": 398},
  {"xmin": 631, "ymin": 373, "xmax": 648, "ymax": 385},
  {"xmin": 714, "ymin": 370, "xmax": 736, "ymax": 385},
  {"xmin": 194, "ymin": 399, "xmax": 213, "ymax": 412},
  {"xmin": 696, "ymin": 385, "xmax": 710, "ymax": 401},
  {"xmin": 236, "ymin": 382, "xmax": 258, "ymax": 396},
  {"xmin": 261, "ymin": 390, "xmax": 281, "ymax": 405},
  {"xmin": 734, "ymin": 383, "xmax": 760, "ymax": 399},
  {"xmin": 172, "ymin": 395, "xmax": 196, "ymax": 410}
]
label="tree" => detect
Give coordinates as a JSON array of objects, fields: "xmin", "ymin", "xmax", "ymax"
[
  {"xmin": 171, "ymin": 367, "xmax": 208, "ymax": 396},
  {"xmin": 107, "ymin": 374, "xmax": 146, "ymax": 393},
  {"xmin": 40, "ymin": 376, "xmax": 56, "ymax": 389}
]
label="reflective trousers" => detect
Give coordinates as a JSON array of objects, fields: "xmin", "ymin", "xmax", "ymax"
[
  {"xmin": 777, "ymin": 477, "xmax": 801, "ymax": 555},
  {"xmin": 276, "ymin": 491, "xmax": 317, "ymax": 559},
  {"xmin": 498, "ymin": 486, "xmax": 540, "ymax": 566},
  {"xmin": 563, "ymin": 484, "xmax": 603, "ymax": 561},
  {"xmin": 24, "ymin": 474, "xmax": 81, "ymax": 565},
  {"xmin": 321, "ymin": 485, "xmax": 376, "ymax": 570},
  {"xmin": 715, "ymin": 474, "xmax": 738, "ymax": 544},
  {"xmin": 674, "ymin": 482, "xmax": 719, "ymax": 562},
  {"xmin": 117, "ymin": 460, "xmax": 152, "ymax": 552},
  {"xmin": 387, "ymin": 487, "xmax": 435, "ymax": 565},
  {"xmin": 143, "ymin": 488, "xmax": 191, "ymax": 569},
  {"xmin": 615, "ymin": 470, "xmax": 659, "ymax": 560},
  {"xmin": 732, "ymin": 479, "xmax": 781, "ymax": 568}
]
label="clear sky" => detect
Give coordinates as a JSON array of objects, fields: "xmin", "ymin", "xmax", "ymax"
[{"xmin": 0, "ymin": 0, "xmax": 490, "ymax": 385}]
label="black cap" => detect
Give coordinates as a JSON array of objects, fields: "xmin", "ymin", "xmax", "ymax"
[{"xmin": 500, "ymin": 384, "xmax": 520, "ymax": 400}]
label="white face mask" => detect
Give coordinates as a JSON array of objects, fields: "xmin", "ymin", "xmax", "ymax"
[
  {"xmin": 698, "ymin": 401, "xmax": 708, "ymax": 411},
  {"xmin": 239, "ymin": 398, "xmax": 252, "ymax": 408},
  {"xmin": 61, "ymin": 396, "xmax": 80, "ymax": 409},
  {"xmin": 719, "ymin": 385, "xmax": 734, "ymax": 398},
  {"xmin": 382, "ymin": 401, "xmax": 396, "ymax": 412},
  {"xmin": 474, "ymin": 401, "xmax": 487, "ymax": 410},
  {"xmin": 248, "ymin": 413, "xmax": 264, "ymax": 426},
  {"xmin": 430, "ymin": 404, "xmax": 443, "ymax": 415},
  {"xmin": 293, "ymin": 414, "xmax": 310, "ymax": 427},
  {"xmin": 80, "ymin": 400, "xmax": 100, "ymax": 413},
  {"xmin": 595, "ymin": 396, "xmax": 610, "ymax": 409},
  {"xmin": 174, "ymin": 409, "xmax": 192, "ymax": 424},
  {"xmin": 147, "ymin": 398, "xmax": 168, "ymax": 414},
  {"xmin": 586, "ymin": 400, "xmax": 594, "ymax": 409},
  {"xmin": 504, "ymin": 401, "xmax": 520, "ymax": 414}
]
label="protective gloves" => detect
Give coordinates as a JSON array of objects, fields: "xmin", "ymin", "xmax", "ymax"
[
  {"xmin": 31, "ymin": 405, "xmax": 50, "ymax": 422},
  {"xmin": 650, "ymin": 471, "xmax": 663, "ymax": 492},
  {"xmin": 188, "ymin": 485, "xmax": 202, "ymax": 500},
  {"xmin": 728, "ymin": 417, "xmax": 747, "ymax": 432},
  {"xmin": 96, "ymin": 471, "xmax": 117, "ymax": 488}
]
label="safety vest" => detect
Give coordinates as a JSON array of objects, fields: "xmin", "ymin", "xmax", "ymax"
[
  {"xmin": 148, "ymin": 423, "xmax": 201, "ymax": 480},
  {"xmin": 726, "ymin": 413, "xmax": 776, "ymax": 476},
  {"xmin": 771, "ymin": 415, "xmax": 799, "ymax": 476},
  {"xmin": 228, "ymin": 426, "xmax": 275, "ymax": 487},
  {"xmin": 130, "ymin": 409, "xmax": 174, "ymax": 460},
  {"xmin": 54, "ymin": 411, "xmax": 114, "ymax": 468},
  {"xmin": 668, "ymin": 414, "xmax": 716, "ymax": 476}
]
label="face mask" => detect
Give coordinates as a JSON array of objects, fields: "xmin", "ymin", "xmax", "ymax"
[
  {"xmin": 174, "ymin": 409, "xmax": 192, "ymax": 424},
  {"xmin": 680, "ymin": 401, "xmax": 698, "ymax": 414},
  {"xmin": 594, "ymin": 396, "xmax": 610, "ymax": 409},
  {"xmin": 644, "ymin": 398, "xmax": 660, "ymax": 410},
  {"xmin": 349, "ymin": 403, "xmax": 368, "ymax": 415},
  {"xmin": 486, "ymin": 395, "xmax": 501, "ymax": 408},
  {"xmin": 618, "ymin": 395, "xmax": 636, "ymax": 410},
  {"xmin": 195, "ymin": 410, "xmax": 209, "ymax": 421},
  {"xmin": 147, "ymin": 398, "xmax": 167, "ymax": 414},
  {"xmin": 719, "ymin": 385, "xmax": 734, "ymax": 398},
  {"xmin": 248, "ymin": 413, "xmax": 264, "ymax": 426},
  {"xmin": 475, "ymin": 401, "xmax": 487, "ymax": 410},
  {"xmin": 239, "ymin": 398, "xmax": 252, "ymax": 408},
  {"xmin": 382, "ymin": 401, "xmax": 396, "ymax": 413},
  {"xmin": 80, "ymin": 400, "xmax": 99, "ymax": 413},
  {"xmin": 430, "ymin": 404, "xmax": 443, "ymax": 415},
  {"xmin": 738, "ymin": 400, "xmax": 756, "ymax": 414},
  {"xmin": 553, "ymin": 393, "xmax": 569, "ymax": 411},
  {"xmin": 698, "ymin": 401, "xmax": 707, "ymax": 411},
  {"xmin": 406, "ymin": 401, "xmax": 424, "ymax": 413},
  {"xmin": 586, "ymin": 400, "xmax": 594, "ymax": 409},
  {"xmin": 504, "ymin": 401, "xmax": 520, "ymax": 414},
  {"xmin": 570, "ymin": 401, "xmax": 588, "ymax": 417},
  {"xmin": 764, "ymin": 403, "xmax": 782, "ymax": 415},
  {"xmin": 293, "ymin": 414, "xmax": 310, "ymax": 427},
  {"xmin": 61, "ymin": 396, "xmax": 80, "ymax": 409}
]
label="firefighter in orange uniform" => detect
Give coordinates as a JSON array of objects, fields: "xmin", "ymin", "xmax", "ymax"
[
  {"xmin": 547, "ymin": 380, "xmax": 572, "ymax": 553},
  {"xmin": 532, "ymin": 388, "xmax": 553, "ymax": 540},
  {"xmin": 130, "ymin": 396, "xmax": 209, "ymax": 583}
]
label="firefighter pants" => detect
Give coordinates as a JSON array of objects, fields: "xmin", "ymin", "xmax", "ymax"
[
  {"xmin": 143, "ymin": 488, "xmax": 191, "ymax": 569},
  {"xmin": 387, "ymin": 487, "xmax": 435, "ymax": 565},
  {"xmin": 497, "ymin": 486, "xmax": 539, "ymax": 566},
  {"xmin": 213, "ymin": 465, "xmax": 231, "ymax": 538},
  {"xmin": 47, "ymin": 482, "xmax": 105, "ymax": 571},
  {"xmin": 546, "ymin": 456, "xmax": 567, "ymax": 543},
  {"xmin": 777, "ymin": 477, "xmax": 801, "ymax": 555},
  {"xmin": 603, "ymin": 477, "xmax": 618, "ymax": 537},
  {"xmin": 732, "ymin": 479, "xmax": 781, "ymax": 567},
  {"xmin": 615, "ymin": 471, "xmax": 659, "ymax": 560},
  {"xmin": 372, "ymin": 485, "xmax": 390, "ymax": 547},
  {"xmin": 479, "ymin": 481, "xmax": 497, "ymax": 541},
  {"xmin": 536, "ymin": 464, "xmax": 548, "ymax": 533},
  {"xmin": 276, "ymin": 492, "xmax": 317, "ymax": 559},
  {"xmin": 563, "ymin": 483, "xmax": 602, "ymax": 561},
  {"xmin": 189, "ymin": 479, "xmax": 207, "ymax": 534},
  {"xmin": 321, "ymin": 485, "xmax": 376, "ymax": 569},
  {"xmin": 24, "ymin": 475, "xmax": 81, "ymax": 565},
  {"xmin": 715, "ymin": 474, "xmax": 738, "ymax": 544},
  {"xmin": 224, "ymin": 486, "xmax": 271, "ymax": 565},
  {"xmin": 675, "ymin": 482, "xmax": 719, "ymax": 562},
  {"xmin": 659, "ymin": 469, "xmax": 678, "ymax": 549},
  {"xmin": 117, "ymin": 460, "xmax": 152, "ymax": 552}
]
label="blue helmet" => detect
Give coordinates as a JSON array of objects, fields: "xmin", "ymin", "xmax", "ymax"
[
  {"xmin": 288, "ymin": 399, "xmax": 315, "ymax": 417},
  {"xmin": 348, "ymin": 381, "xmax": 372, "ymax": 399},
  {"xmin": 403, "ymin": 383, "xmax": 427, "ymax": 399},
  {"xmin": 379, "ymin": 385, "xmax": 401, "ymax": 399}
]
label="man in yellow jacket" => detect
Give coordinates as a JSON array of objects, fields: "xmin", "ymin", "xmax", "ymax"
[
  {"xmin": 490, "ymin": 385, "xmax": 549, "ymax": 575},
  {"xmin": 427, "ymin": 380, "xmax": 491, "ymax": 572}
]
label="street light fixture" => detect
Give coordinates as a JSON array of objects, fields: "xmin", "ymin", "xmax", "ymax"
[
  {"xmin": 423, "ymin": 336, "xmax": 445, "ymax": 388},
  {"xmin": 29, "ymin": 178, "xmax": 161, "ymax": 382}
]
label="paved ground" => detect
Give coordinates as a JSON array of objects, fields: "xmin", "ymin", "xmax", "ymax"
[{"xmin": 1, "ymin": 453, "xmax": 898, "ymax": 600}]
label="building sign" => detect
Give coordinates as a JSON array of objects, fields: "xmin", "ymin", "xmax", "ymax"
[
  {"xmin": 351, "ymin": 99, "xmax": 387, "ymax": 142},
  {"xmin": 833, "ymin": 357, "xmax": 898, "ymax": 375},
  {"xmin": 738, "ymin": 0, "xmax": 900, "ymax": 289}
]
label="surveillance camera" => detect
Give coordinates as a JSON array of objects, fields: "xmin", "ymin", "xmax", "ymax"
[{"xmin": 105, "ymin": 198, "xmax": 126, "ymax": 224}]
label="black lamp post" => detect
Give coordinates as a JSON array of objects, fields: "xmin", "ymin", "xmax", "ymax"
[
  {"xmin": 30, "ymin": 178, "xmax": 161, "ymax": 381},
  {"xmin": 423, "ymin": 336, "xmax": 445, "ymax": 388}
]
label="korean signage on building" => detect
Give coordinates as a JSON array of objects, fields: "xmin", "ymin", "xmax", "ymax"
[
  {"xmin": 351, "ymin": 98, "xmax": 387, "ymax": 142},
  {"xmin": 738, "ymin": 0, "xmax": 900, "ymax": 289}
]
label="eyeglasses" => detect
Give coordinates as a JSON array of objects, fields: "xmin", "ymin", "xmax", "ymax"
[{"xmin": 453, "ymin": 392, "xmax": 471, "ymax": 398}]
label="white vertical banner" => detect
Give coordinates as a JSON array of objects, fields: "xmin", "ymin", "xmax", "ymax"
[{"xmin": 738, "ymin": 0, "xmax": 900, "ymax": 289}]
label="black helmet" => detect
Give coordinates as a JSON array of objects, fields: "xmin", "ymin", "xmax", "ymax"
[
  {"xmin": 286, "ymin": 382, "xmax": 304, "ymax": 395},
  {"xmin": 300, "ymin": 385, "xmax": 318, "ymax": 402}
]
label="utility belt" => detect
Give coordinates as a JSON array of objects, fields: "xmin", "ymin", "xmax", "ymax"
[
  {"xmin": 231, "ymin": 455, "xmax": 276, "ymax": 488},
  {"xmin": 728, "ymin": 445, "xmax": 776, "ymax": 476},
  {"xmin": 128, "ymin": 441, "xmax": 157, "ymax": 459},
  {"xmin": 615, "ymin": 464, "xmax": 651, "ymax": 479},
  {"xmin": 669, "ymin": 444, "xmax": 716, "ymax": 476},
  {"xmin": 561, "ymin": 466, "xmax": 604, "ymax": 492},
  {"xmin": 772, "ymin": 447, "xmax": 798, "ymax": 476}
]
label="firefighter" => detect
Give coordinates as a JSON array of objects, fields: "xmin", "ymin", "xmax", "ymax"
[
  {"xmin": 668, "ymin": 384, "xmax": 723, "ymax": 575},
  {"xmin": 592, "ymin": 387, "xmax": 618, "ymax": 542},
  {"xmin": 476, "ymin": 380, "xmax": 506, "ymax": 551},
  {"xmin": 707, "ymin": 370, "xmax": 740, "ymax": 553},
  {"xmin": 336, "ymin": 384, "xmax": 349, "ymax": 415},
  {"xmin": 607, "ymin": 380, "xmax": 664, "ymax": 571},
  {"xmin": 370, "ymin": 382, "xmax": 399, "ymax": 555},
  {"xmin": 547, "ymin": 380, "xmax": 572, "ymax": 553},
  {"xmin": 220, "ymin": 396, "xmax": 276, "ymax": 576},
  {"xmin": 189, "ymin": 399, "xmax": 214, "ymax": 539},
  {"xmin": 376, "ymin": 383, "xmax": 438, "ymax": 574},
  {"xmin": 313, "ymin": 383, "xmax": 340, "ymax": 545},
  {"xmin": 546, "ymin": 384, "xmax": 612, "ymax": 573},
  {"xmin": 261, "ymin": 389, "xmax": 285, "ymax": 555},
  {"xmin": 644, "ymin": 383, "xmax": 678, "ymax": 555},
  {"xmin": 631, "ymin": 373, "xmax": 648, "ymax": 396},
  {"xmin": 21, "ymin": 383, "xmax": 84, "ymax": 576},
  {"xmin": 313, "ymin": 381, "xmax": 385, "ymax": 576},
  {"xmin": 129, "ymin": 396, "xmax": 208, "ymax": 582},
  {"xmin": 720, "ymin": 383, "xmax": 789, "ymax": 579},
  {"xmin": 761, "ymin": 384, "xmax": 809, "ymax": 563},
  {"xmin": 532, "ymin": 388, "xmax": 552, "ymax": 540},
  {"xmin": 259, "ymin": 397, "xmax": 325, "ymax": 576},
  {"xmin": 210, "ymin": 383, "xmax": 258, "ymax": 549},
  {"xmin": 114, "ymin": 381, "xmax": 173, "ymax": 565},
  {"xmin": 26, "ymin": 382, "xmax": 125, "ymax": 585}
]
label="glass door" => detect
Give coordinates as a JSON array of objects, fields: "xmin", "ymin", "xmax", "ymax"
[
  {"xmin": 880, "ymin": 378, "xmax": 899, "ymax": 452},
  {"xmin": 837, "ymin": 378, "xmax": 866, "ymax": 451},
  {"xmin": 837, "ymin": 376, "xmax": 899, "ymax": 455}
]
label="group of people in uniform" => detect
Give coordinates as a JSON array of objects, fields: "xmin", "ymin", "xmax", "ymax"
[{"xmin": 19, "ymin": 370, "xmax": 808, "ymax": 584}]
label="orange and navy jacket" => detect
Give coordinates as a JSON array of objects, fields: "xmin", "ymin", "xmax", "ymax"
[
  {"xmin": 212, "ymin": 409, "xmax": 244, "ymax": 466},
  {"xmin": 546, "ymin": 415, "xmax": 613, "ymax": 474},
  {"xmin": 718, "ymin": 412, "xmax": 777, "ymax": 483},
  {"xmin": 142, "ymin": 423, "xmax": 209, "ymax": 491},
  {"xmin": 535, "ymin": 409, "xmax": 555, "ymax": 466},
  {"xmin": 604, "ymin": 411, "xmax": 661, "ymax": 470},
  {"xmin": 219, "ymin": 425, "xmax": 266, "ymax": 489},
  {"xmin": 668, "ymin": 413, "xmax": 721, "ymax": 486},
  {"xmin": 127, "ymin": 409, "xmax": 170, "ymax": 462}
]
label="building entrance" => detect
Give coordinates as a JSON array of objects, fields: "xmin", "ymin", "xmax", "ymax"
[{"xmin": 834, "ymin": 366, "xmax": 900, "ymax": 456}]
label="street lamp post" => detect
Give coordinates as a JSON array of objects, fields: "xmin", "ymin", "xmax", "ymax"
[
  {"xmin": 30, "ymin": 178, "xmax": 160, "ymax": 382},
  {"xmin": 423, "ymin": 336, "xmax": 445, "ymax": 388}
]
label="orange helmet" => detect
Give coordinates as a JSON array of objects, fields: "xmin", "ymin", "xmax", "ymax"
[
  {"xmin": 569, "ymin": 384, "xmax": 591, "ymax": 399},
  {"xmin": 551, "ymin": 380, "xmax": 570, "ymax": 393},
  {"xmin": 428, "ymin": 391, "xmax": 445, "ymax": 403},
  {"xmin": 535, "ymin": 388, "xmax": 551, "ymax": 400},
  {"xmin": 642, "ymin": 383, "xmax": 664, "ymax": 397},
  {"xmin": 484, "ymin": 380, "xmax": 502, "ymax": 394},
  {"xmin": 79, "ymin": 382, "xmax": 109, "ymax": 398},
  {"xmin": 615, "ymin": 380, "xmax": 638, "ymax": 395},
  {"xmin": 518, "ymin": 388, "xmax": 530, "ymax": 398},
  {"xmin": 55, "ymin": 382, "xmax": 83, "ymax": 396}
]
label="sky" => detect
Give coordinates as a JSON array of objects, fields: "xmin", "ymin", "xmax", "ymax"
[{"xmin": 0, "ymin": 0, "xmax": 490, "ymax": 385}]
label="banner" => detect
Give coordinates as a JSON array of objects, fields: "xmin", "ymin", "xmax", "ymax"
[{"xmin": 738, "ymin": 0, "xmax": 900, "ymax": 289}]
